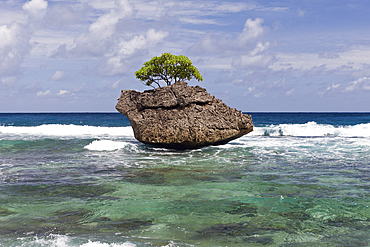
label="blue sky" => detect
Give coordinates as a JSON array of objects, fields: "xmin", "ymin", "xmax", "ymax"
[{"xmin": 1, "ymin": 0, "xmax": 370, "ymax": 112}]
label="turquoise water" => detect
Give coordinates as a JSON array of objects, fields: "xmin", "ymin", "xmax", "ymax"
[{"xmin": 0, "ymin": 113, "xmax": 370, "ymax": 246}]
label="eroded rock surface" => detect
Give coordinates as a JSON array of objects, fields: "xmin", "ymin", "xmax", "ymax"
[{"xmin": 116, "ymin": 81, "xmax": 253, "ymax": 149}]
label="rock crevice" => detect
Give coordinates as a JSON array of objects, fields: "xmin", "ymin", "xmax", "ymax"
[{"xmin": 116, "ymin": 81, "xmax": 253, "ymax": 149}]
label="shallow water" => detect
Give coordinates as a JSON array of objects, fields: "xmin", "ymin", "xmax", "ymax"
[{"xmin": 1, "ymin": 113, "xmax": 370, "ymax": 246}]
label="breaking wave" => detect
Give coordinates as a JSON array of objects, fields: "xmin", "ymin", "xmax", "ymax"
[
  {"xmin": 250, "ymin": 122, "xmax": 370, "ymax": 137},
  {"xmin": 84, "ymin": 140, "xmax": 137, "ymax": 151},
  {"xmin": 0, "ymin": 124, "xmax": 134, "ymax": 139},
  {"xmin": 1, "ymin": 122, "xmax": 369, "ymax": 141},
  {"xmin": 9, "ymin": 234, "xmax": 137, "ymax": 247}
]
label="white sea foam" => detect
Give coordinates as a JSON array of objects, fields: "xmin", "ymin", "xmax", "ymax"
[
  {"xmin": 13, "ymin": 234, "xmax": 137, "ymax": 247},
  {"xmin": 249, "ymin": 122, "xmax": 370, "ymax": 137},
  {"xmin": 84, "ymin": 140, "xmax": 136, "ymax": 151},
  {"xmin": 1, "ymin": 122, "xmax": 369, "ymax": 141},
  {"xmin": 0, "ymin": 124, "xmax": 134, "ymax": 139},
  {"xmin": 80, "ymin": 240, "xmax": 136, "ymax": 247}
]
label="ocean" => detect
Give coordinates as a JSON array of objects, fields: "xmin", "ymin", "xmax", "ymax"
[{"xmin": 0, "ymin": 112, "xmax": 370, "ymax": 247}]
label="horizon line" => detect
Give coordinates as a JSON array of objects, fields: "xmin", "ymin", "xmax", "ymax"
[{"xmin": 1, "ymin": 111, "xmax": 370, "ymax": 114}]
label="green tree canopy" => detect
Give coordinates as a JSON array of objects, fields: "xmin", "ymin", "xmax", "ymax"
[{"xmin": 135, "ymin": 53, "xmax": 203, "ymax": 88}]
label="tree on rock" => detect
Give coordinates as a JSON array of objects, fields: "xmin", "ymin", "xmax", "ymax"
[{"xmin": 135, "ymin": 53, "xmax": 203, "ymax": 88}]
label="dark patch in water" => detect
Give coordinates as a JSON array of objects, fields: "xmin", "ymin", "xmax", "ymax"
[
  {"xmin": 166, "ymin": 199, "xmax": 229, "ymax": 215},
  {"xmin": 0, "ymin": 209, "xmax": 152, "ymax": 238},
  {"xmin": 325, "ymin": 217, "xmax": 369, "ymax": 230},
  {"xmin": 261, "ymin": 174, "xmax": 281, "ymax": 181},
  {"xmin": 6, "ymin": 184, "xmax": 115, "ymax": 199},
  {"xmin": 226, "ymin": 174, "xmax": 244, "ymax": 181},
  {"xmin": 97, "ymin": 218, "xmax": 153, "ymax": 231},
  {"xmin": 243, "ymin": 235, "xmax": 274, "ymax": 245},
  {"xmin": 0, "ymin": 208, "xmax": 92, "ymax": 237},
  {"xmin": 281, "ymin": 243, "xmax": 331, "ymax": 247},
  {"xmin": 167, "ymin": 199, "xmax": 261, "ymax": 216},
  {"xmin": 52, "ymin": 185, "xmax": 115, "ymax": 198},
  {"xmin": 50, "ymin": 209, "xmax": 93, "ymax": 224},
  {"xmin": 124, "ymin": 169, "xmax": 165, "ymax": 185},
  {"xmin": 0, "ymin": 207, "xmax": 16, "ymax": 217},
  {"xmin": 122, "ymin": 167, "xmax": 220, "ymax": 185},
  {"xmin": 197, "ymin": 223, "xmax": 248, "ymax": 237},
  {"xmin": 279, "ymin": 211, "xmax": 311, "ymax": 221},
  {"xmin": 95, "ymin": 196, "xmax": 121, "ymax": 200},
  {"xmin": 225, "ymin": 202, "xmax": 257, "ymax": 217},
  {"xmin": 320, "ymin": 233, "xmax": 370, "ymax": 247},
  {"xmin": 197, "ymin": 220, "xmax": 287, "ymax": 238}
]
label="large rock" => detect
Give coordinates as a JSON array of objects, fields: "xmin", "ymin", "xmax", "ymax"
[{"xmin": 116, "ymin": 81, "xmax": 253, "ymax": 149}]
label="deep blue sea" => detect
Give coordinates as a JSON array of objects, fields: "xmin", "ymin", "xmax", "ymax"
[{"xmin": 1, "ymin": 112, "xmax": 370, "ymax": 246}]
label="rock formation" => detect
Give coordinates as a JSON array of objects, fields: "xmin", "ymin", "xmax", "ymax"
[{"xmin": 116, "ymin": 81, "xmax": 253, "ymax": 149}]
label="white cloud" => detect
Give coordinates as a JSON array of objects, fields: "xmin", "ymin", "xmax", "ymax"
[
  {"xmin": 0, "ymin": 22, "xmax": 31, "ymax": 76},
  {"xmin": 188, "ymin": 18, "xmax": 269, "ymax": 58},
  {"xmin": 186, "ymin": 17, "xmax": 275, "ymax": 89},
  {"xmin": 43, "ymin": 3, "xmax": 80, "ymax": 28},
  {"xmin": 82, "ymin": 0, "xmax": 116, "ymax": 10},
  {"xmin": 112, "ymin": 80, "xmax": 120, "ymax": 89},
  {"xmin": 250, "ymin": 42, "xmax": 270, "ymax": 56},
  {"xmin": 297, "ymin": 8, "xmax": 305, "ymax": 17},
  {"xmin": 0, "ymin": 8, "xmax": 28, "ymax": 25},
  {"xmin": 37, "ymin": 89, "xmax": 51, "ymax": 96},
  {"xmin": 0, "ymin": 0, "xmax": 52, "ymax": 79},
  {"xmin": 243, "ymin": 86, "xmax": 255, "ymax": 96},
  {"xmin": 113, "ymin": 29, "xmax": 166, "ymax": 56},
  {"xmin": 195, "ymin": 57, "xmax": 232, "ymax": 70},
  {"xmin": 1, "ymin": 76, "xmax": 17, "ymax": 86},
  {"xmin": 178, "ymin": 17, "xmax": 219, "ymax": 25},
  {"xmin": 286, "ymin": 88, "xmax": 295, "ymax": 96},
  {"xmin": 22, "ymin": 0, "xmax": 48, "ymax": 20},
  {"xmin": 232, "ymin": 41, "xmax": 274, "ymax": 69},
  {"xmin": 344, "ymin": 80, "xmax": 359, "ymax": 92},
  {"xmin": 260, "ymin": 7, "xmax": 288, "ymax": 12},
  {"xmin": 59, "ymin": 0, "xmax": 135, "ymax": 59},
  {"xmin": 1, "ymin": 0, "xmax": 369, "ymax": 112},
  {"xmin": 254, "ymin": 92, "xmax": 265, "ymax": 98},
  {"xmin": 50, "ymin": 70, "xmax": 66, "ymax": 81},
  {"xmin": 327, "ymin": 83, "xmax": 340, "ymax": 91},
  {"xmin": 272, "ymin": 46, "xmax": 370, "ymax": 73},
  {"xmin": 344, "ymin": 77, "xmax": 370, "ymax": 92},
  {"xmin": 30, "ymin": 29, "xmax": 76, "ymax": 58},
  {"xmin": 88, "ymin": 0, "xmax": 134, "ymax": 37},
  {"xmin": 103, "ymin": 28, "xmax": 168, "ymax": 75},
  {"xmin": 57, "ymin": 89, "xmax": 69, "ymax": 96},
  {"xmin": 304, "ymin": 64, "xmax": 327, "ymax": 77},
  {"xmin": 232, "ymin": 54, "xmax": 274, "ymax": 69},
  {"xmin": 145, "ymin": 28, "xmax": 168, "ymax": 45},
  {"xmin": 146, "ymin": 1, "xmax": 287, "ymax": 25},
  {"xmin": 73, "ymin": 83, "xmax": 86, "ymax": 92},
  {"xmin": 47, "ymin": 3, "xmax": 273, "ymax": 80},
  {"xmin": 232, "ymin": 18, "xmax": 275, "ymax": 69},
  {"xmin": 49, "ymin": 0, "xmax": 168, "ymax": 77},
  {"xmin": 237, "ymin": 18, "xmax": 266, "ymax": 45},
  {"xmin": 214, "ymin": 2, "xmax": 256, "ymax": 13}
]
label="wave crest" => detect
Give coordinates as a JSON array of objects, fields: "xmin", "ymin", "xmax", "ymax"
[
  {"xmin": 84, "ymin": 140, "xmax": 137, "ymax": 151},
  {"xmin": 1, "ymin": 122, "xmax": 369, "ymax": 140},
  {"xmin": 0, "ymin": 124, "xmax": 133, "ymax": 139},
  {"xmin": 250, "ymin": 122, "xmax": 370, "ymax": 137},
  {"xmin": 9, "ymin": 234, "xmax": 136, "ymax": 247}
]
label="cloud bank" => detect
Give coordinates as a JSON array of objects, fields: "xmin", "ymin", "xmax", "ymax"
[{"xmin": 1, "ymin": 0, "xmax": 370, "ymax": 111}]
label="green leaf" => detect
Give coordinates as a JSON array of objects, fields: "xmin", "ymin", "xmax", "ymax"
[{"xmin": 135, "ymin": 53, "xmax": 203, "ymax": 88}]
